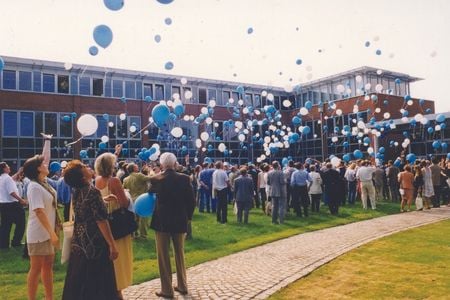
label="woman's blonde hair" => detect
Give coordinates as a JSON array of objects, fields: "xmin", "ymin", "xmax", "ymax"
[
  {"xmin": 94, "ymin": 152, "xmax": 116, "ymax": 177},
  {"xmin": 349, "ymin": 163, "xmax": 356, "ymax": 170}
]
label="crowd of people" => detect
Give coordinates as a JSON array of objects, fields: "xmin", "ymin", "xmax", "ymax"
[{"xmin": 1, "ymin": 135, "xmax": 450, "ymax": 299}]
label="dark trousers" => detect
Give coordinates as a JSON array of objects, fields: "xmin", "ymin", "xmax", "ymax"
[
  {"xmin": 0, "ymin": 202, "xmax": 25, "ymax": 248},
  {"xmin": 389, "ymin": 182, "xmax": 400, "ymax": 202},
  {"xmin": 292, "ymin": 186, "xmax": 309, "ymax": 217},
  {"xmin": 63, "ymin": 202, "xmax": 71, "ymax": 222},
  {"xmin": 329, "ymin": 195, "xmax": 339, "ymax": 215},
  {"xmin": 310, "ymin": 194, "xmax": 321, "ymax": 212},
  {"xmin": 236, "ymin": 201, "xmax": 251, "ymax": 223},
  {"xmin": 259, "ymin": 188, "xmax": 267, "ymax": 212},
  {"xmin": 253, "ymin": 187, "xmax": 260, "ymax": 208},
  {"xmin": 347, "ymin": 181, "xmax": 357, "ymax": 205},
  {"xmin": 216, "ymin": 189, "xmax": 228, "ymax": 223},
  {"xmin": 286, "ymin": 184, "xmax": 292, "ymax": 210},
  {"xmin": 199, "ymin": 189, "xmax": 211, "ymax": 213},
  {"xmin": 433, "ymin": 185, "xmax": 441, "ymax": 207}
]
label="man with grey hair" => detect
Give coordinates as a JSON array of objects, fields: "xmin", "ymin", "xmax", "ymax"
[
  {"xmin": 149, "ymin": 152, "xmax": 195, "ymax": 298},
  {"xmin": 267, "ymin": 161, "xmax": 286, "ymax": 224}
]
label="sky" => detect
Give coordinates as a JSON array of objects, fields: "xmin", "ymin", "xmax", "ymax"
[{"xmin": 1, "ymin": 0, "xmax": 449, "ymax": 112}]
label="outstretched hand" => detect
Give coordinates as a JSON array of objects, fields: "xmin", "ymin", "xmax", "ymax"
[{"xmin": 40, "ymin": 133, "xmax": 53, "ymax": 140}]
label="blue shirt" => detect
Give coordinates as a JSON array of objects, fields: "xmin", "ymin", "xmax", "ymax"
[
  {"xmin": 56, "ymin": 177, "xmax": 71, "ymax": 204},
  {"xmin": 199, "ymin": 168, "xmax": 214, "ymax": 189},
  {"xmin": 290, "ymin": 169, "xmax": 312, "ymax": 186}
]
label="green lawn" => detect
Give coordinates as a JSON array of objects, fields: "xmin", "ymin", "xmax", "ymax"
[
  {"xmin": 269, "ymin": 218, "xmax": 450, "ymax": 300},
  {"xmin": 0, "ymin": 202, "xmax": 400, "ymax": 299}
]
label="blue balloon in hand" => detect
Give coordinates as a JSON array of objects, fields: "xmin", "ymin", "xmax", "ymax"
[
  {"xmin": 93, "ymin": 25, "xmax": 113, "ymax": 49},
  {"xmin": 135, "ymin": 193, "xmax": 156, "ymax": 217}
]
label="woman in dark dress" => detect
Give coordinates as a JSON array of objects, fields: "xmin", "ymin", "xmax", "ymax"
[{"xmin": 62, "ymin": 160, "xmax": 119, "ymax": 300}]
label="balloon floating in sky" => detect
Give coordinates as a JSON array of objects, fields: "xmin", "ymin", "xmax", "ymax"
[
  {"xmin": 165, "ymin": 61, "xmax": 174, "ymax": 70},
  {"xmin": 365, "ymin": 41, "xmax": 370, "ymax": 47},
  {"xmin": 156, "ymin": 0, "xmax": 174, "ymax": 4},
  {"xmin": 154, "ymin": 35, "xmax": 161, "ymax": 43},
  {"xmin": 93, "ymin": 25, "xmax": 113, "ymax": 48},
  {"xmin": 103, "ymin": 0, "xmax": 124, "ymax": 11},
  {"xmin": 247, "ymin": 27, "xmax": 254, "ymax": 34},
  {"xmin": 164, "ymin": 17, "xmax": 172, "ymax": 25},
  {"xmin": 376, "ymin": 49, "xmax": 382, "ymax": 55},
  {"xmin": 77, "ymin": 114, "xmax": 98, "ymax": 136},
  {"xmin": 89, "ymin": 46, "xmax": 99, "ymax": 56},
  {"xmin": 151, "ymin": 103, "xmax": 170, "ymax": 127},
  {"xmin": 296, "ymin": 58, "xmax": 302, "ymax": 65},
  {"xmin": 436, "ymin": 114, "xmax": 446, "ymax": 123}
]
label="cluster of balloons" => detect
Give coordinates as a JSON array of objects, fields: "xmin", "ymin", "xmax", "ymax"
[{"xmin": 137, "ymin": 144, "xmax": 161, "ymax": 161}]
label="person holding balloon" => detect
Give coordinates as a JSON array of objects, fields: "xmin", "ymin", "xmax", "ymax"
[{"xmin": 148, "ymin": 152, "xmax": 195, "ymax": 298}]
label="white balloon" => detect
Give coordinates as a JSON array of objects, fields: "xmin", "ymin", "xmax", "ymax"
[
  {"xmin": 383, "ymin": 112, "xmax": 391, "ymax": 119},
  {"xmin": 407, "ymin": 100, "xmax": 413, "ymax": 106},
  {"xmin": 282, "ymin": 99, "xmax": 292, "ymax": 107},
  {"xmin": 238, "ymin": 99, "xmax": 244, "ymax": 106},
  {"xmin": 336, "ymin": 84, "xmax": 345, "ymax": 93},
  {"xmin": 267, "ymin": 93, "xmax": 274, "ymax": 101},
  {"xmin": 355, "ymin": 75, "xmax": 363, "ymax": 82},
  {"xmin": 201, "ymin": 107, "xmax": 208, "ymax": 114},
  {"xmin": 331, "ymin": 136, "xmax": 338, "ymax": 143},
  {"xmin": 261, "ymin": 91, "xmax": 268, "ymax": 97},
  {"xmin": 284, "ymin": 85, "xmax": 293, "ymax": 93},
  {"xmin": 101, "ymin": 135, "xmax": 109, "ymax": 143},
  {"xmin": 189, "ymin": 115, "xmax": 195, "ymax": 121},
  {"xmin": 195, "ymin": 139, "xmax": 202, "ymax": 148},
  {"xmin": 218, "ymin": 143, "xmax": 226, "ymax": 152},
  {"xmin": 420, "ymin": 117, "xmax": 428, "ymax": 125},
  {"xmin": 171, "ymin": 127, "xmax": 183, "ymax": 138},
  {"xmin": 77, "ymin": 114, "xmax": 98, "ymax": 136},
  {"xmin": 200, "ymin": 132, "xmax": 209, "ymax": 141},
  {"xmin": 144, "ymin": 130, "xmax": 149, "ymax": 135},
  {"xmin": 299, "ymin": 107, "xmax": 308, "ymax": 116},
  {"xmin": 357, "ymin": 121, "xmax": 366, "ymax": 129},
  {"xmin": 129, "ymin": 125, "xmax": 137, "ymax": 133},
  {"xmin": 205, "ymin": 117, "xmax": 213, "ymax": 125},
  {"xmin": 152, "ymin": 143, "xmax": 160, "ymax": 150},
  {"xmin": 184, "ymin": 90, "xmax": 193, "ymax": 100},
  {"xmin": 183, "ymin": 115, "xmax": 190, "ymax": 121},
  {"xmin": 180, "ymin": 77, "xmax": 188, "ymax": 85},
  {"xmin": 228, "ymin": 98, "xmax": 235, "ymax": 104},
  {"xmin": 264, "ymin": 136, "xmax": 271, "ymax": 143},
  {"xmin": 108, "ymin": 121, "xmax": 114, "ymax": 127},
  {"xmin": 149, "ymin": 153, "xmax": 159, "ymax": 161},
  {"xmin": 375, "ymin": 108, "xmax": 381, "ymax": 113},
  {"xmin": 401, "ymin": 117, "xmax": 409, "ymax": 123},
  {"xmin": 214, "ymin": 122, "xmax": 219, "ymax": 128},
  {"xmin": 235, "ymin": 121, "xmax": 243, "ymax": 129},
  {"xmin": 414, "ymin": 114, "xmax": 424, "ymax": 122},
  {"xmin": 364, "ymin": 83, "xmax": 372, "ymax": 90},
  {"xmin": 375, "ymin": 84, "xmax": 383, "ymax": 93},
  {"xmin": 435, "ymin": 125, "xmax": 441, "ymax": 131},
  {"xmin": 209, "ymin": 100, "xmax": 216, "ymax": 108},
  {"xmin": 238, "ymin": 134, "xmax": 245, "ymax": 142},
  {"xmin": 243, "ymin": 107, "xmax": 249, "ymax": 114},
  {"xmin": 331, "ymin": 157, "xmax": 341, "ymax": 167},
  {"xmin": 64, "ymin": 62, "xmax": 73, "ymax": 70},
  {"xmin": 367, "ymin": 147, "xmax": 374, "ymax": 154},
  {"xmin": 119, "ymin": 113, "xmax": 126, "ymax": 121},
  {"xmin": 336, "ymin": 109, "xmax": 343, "ymax": 116}
]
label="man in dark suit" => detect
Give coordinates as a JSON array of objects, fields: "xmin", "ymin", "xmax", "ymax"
[
  {"xmin": 149, "ymin": 152, "xmax": 195, "ymax": 299},
  {"xmin": 234, "ymin": 167, "xmax": 254, "ymax": 224},
  {"xmin": 321, "ymin": 163, "xmax": 341, "ymax": 215}
]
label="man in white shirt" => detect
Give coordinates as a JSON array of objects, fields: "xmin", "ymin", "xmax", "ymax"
[
  {"xmin": 356, "ymin": 160, "xmax": 377, "ymax": 209},
  {"xmin": 212, "ymin": 161, "xmax": 230, "ymax": 224},
  {"xmin": 0, "ymin": 162, "xmax": 27, "ymax": 248}
]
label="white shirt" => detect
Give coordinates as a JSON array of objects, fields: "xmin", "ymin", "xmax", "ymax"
[
  {"xmin": 0, "ymin": 173, "xmax": 19, "ymax": 203},
  {"xmin": 212, "ymin": 169, "xmax": 229, "ymax": 191},
  {"xmin": 258, "ymin": 171, "xmax": 267, "ymax": 189},
  {"xmin": 356, "ymin": 166, "xmax": 376, "ymax": 182},
  {"xmin": 344, "ymin": 169, "xmax": 356, "ymax": 182},
  {"xmin": 308, "ymin": 171, "xmax": 323, "ymax": 194},
  {"xmin": 26, "ymin": 181, "xmax": 56, "ymax": 243}
]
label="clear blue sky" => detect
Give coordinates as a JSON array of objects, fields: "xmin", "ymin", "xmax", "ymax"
[{"xmin": 1, "ymin": 0, "xmax": 449, "ymax": 112}]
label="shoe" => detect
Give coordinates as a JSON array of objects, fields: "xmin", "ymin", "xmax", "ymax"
[
  {"xmin": 174, "ymin": 287, "xmax": 188, "ymax": 295},
  {"xmin": 155, "ymin": 291, "xmax": 174, "ymax": 299}
]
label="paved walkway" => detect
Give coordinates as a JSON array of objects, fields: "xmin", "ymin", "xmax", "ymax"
[{"xmin": 124, "ymin": 206, "xmax": 450, "ymax": 300}]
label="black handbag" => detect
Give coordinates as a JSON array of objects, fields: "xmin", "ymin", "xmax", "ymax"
[{"xmin": 108, "ymin": 208, "xmax": 138, "ymax": 240}]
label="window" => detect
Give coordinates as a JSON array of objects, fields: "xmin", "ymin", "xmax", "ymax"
[
  {"xmin": 254, "ymin": 95, "xmax": 261, "ymax": 107},
  {"xmin": 113, "ymin": 80, "xmax": 123, "ymax": 98},
  {"xmin": 19, "ymin": 71, "xmax": 32, "ymax": 91},
  {"xmin": 33, "ymin": 71, "xmax": 41, "ymax": 92},
  {"xmin": 125, "ymin": 81, "xmax": 135, "ymax": 99},
  {"xmin": 70, "ymin": 75, "xmax": 78, "ymax": 94},
  {"xmin": 222, "ymin": 91, "xmax": 231, "ymax": 106},
  {"xmin": 20, "ymin": 112, "xmax": 34, "ymax": 137},
  {"xmin": 105, "ymin": 78, "xmax": 112, "ymax": 97},
  {"xmin": 44, "ymin": 113, "xmax": 58, "ymax": 136},
  {"xmin": 199, "ymin": 88, "xmax": 207, "ymax": 104},
  {"xmin": 96, "ymin": 115, "xmax": 108, "ymax": 138},
  {"xmin": 182, "ymin": 87, "xmax": 191, "ymax": 102},
  {"xmin": 57, "ymin": 75, "xmax": 69, "ymax": 94},
  {"xmin": 171, "ymin": 86, "xmax": 181, "ymax": 99},
  {"xmin": 79, "ymin": 77, "xmax": 90, "ymax": 95},
  {"xmin": 143, "ymin": 83, "xmax": 153, "ymax": 98},
  {"xmin": 43, "ymin": 73, "xmax": 55, "ymax": 93},
  {"xmin": 136, "ymin": 82, "xmax": 142, "ymax": 99},
  {"xmin": 208, "ymin": 89, "xmax": 217, "ymax": 101},
  {"xmin": 245, "ymin": 93, "xmax": 253, "ymax": 106},
  {"xmin": 3, "ymin": 111, "xmax": 18, "ymax": 136},
  {"xmin": 60, "ymin": 113, "xmax": 72, "ymax": 137},
  {"xmin": 129, "ymin": 116, "xmax": 141, "ymax": 139},
  {"xmin": 155, "ymin": 84, "xmax": 164, "ymax": 100},
  {"xmin": 232, "ymin": 92, "xmax": 239, "ymax": 102},
  {"xmin": 274, "ymin": 96, "xmax": 281, "ymax": 109},
  {"xmin": 93, "ymin": 78, "xmax": 104, "ymax": 96},
  {"xmin": 3, "ymin": 70, "xmax": 16, "ymax": 90},
  {"xmin": 35, "ymin": 112, "xmax": 43, "ymax": 137}
]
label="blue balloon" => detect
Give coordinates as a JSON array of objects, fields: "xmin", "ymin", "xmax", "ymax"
[
  {"xmin": 441, "ymin": 142, "xmax": 448, "ymax": 149},
  {"xmin": 302, "ymin": 126, "xmax": 311, "ymax": 135},
  {"xmin": 290, "ymin": 133, "xmax": 300, "ymax": 142},
  {"xmin": 102, "ymin": 113, "xmax": 109, "ymax": 121},
  {"xmin": 419, "ymin": 99, "xmax": 425, "ymax": 106},
  {"xmin": 247, "ymin": 27, "xmax": 254, "ymax": 34},
  {"xmin": 379, "ymin": 147, "xmax": 385, "ymax": 154},
  {"xmin": 296, "ymin": 58, "xmax": 302, "ymax": 65},
  {"xmin": 89, "ymin": 46, "xmax": 99, "ymax": 56},
  {"xmin": 404, "ymin": 95, "xmax": 411, "ymax": 101},
  {"xmin": 93, "ymin": 25, "xmax": 113, "ymax": 49},
  {"xmin": 432, "ymin": 141, "xmax": 441, "ymax": 149},
  {"xmin": 304, "ymin": 100, "xmax": 313, "ymax": 110},
  {"xmin": 120, "ymin": 96, "xmax": 127, "ymax": 103},
  {"xmin": 282, "ymin": 157, "xmax": 289, "ymax": 166},
  {"xmin": 395, "ymin": 78, "xmax": 401, "ymax": 84},
  {"xmin": 99, "ymin": 142, "xmax": 107, "ymax": 149},
  {"xmin": 134, "ymin": 193, "xmax": 156, "ymax": 217},
  {"xmin": 363, "ymin": 137, "xmax": 371, "ymax": 145},
  {"xmin": 383, "ymin": 100, "xmax": 389, "ymax": 106},
  {"xmin": 375, "ymin": 49, "xmax": 382, "ymax": 55},
  {"xmin": 152, "ymin": 103, "xmax": 170, "ymax": 127},
  {"xmin": 164, "ymin": 17, "xmax": 172, "ymax": 25},
  {"xmin": 174, "ymin": 104, "xmax": 184, "ymax": 116},
  {"xmin": 343, "ymin": 141, "xmax": 349, "ymax": 148},
  {"xmin": 157, "ymin": 0, "xmax": 174, "ymax": 4},
  {"xmin": 236, "ymin": 85, "xmax": 245, "ymax": 95},
  {"xmin": 343, "ymin": 154, "xmax": 351, "ymax": 162},
  {"xmin": 49, "ymin": 162, "xmax": 61, "ymax": 173},
  {"xmin": 441, "ymin": 123, "xmax": 447, "ymax": 129},
  {"xmin": 436, "ymin": 114, "xmax": 446, "ymax": 123},
  {"xmin": 365, "ymin": 41, "xmax": 370, "ymax": 47},
  {"xmin": 154, "ymin": 35, "xmax": 161, "ymax": 43},
  {"xmin": 144, "ymin": 95, "xmax": 153, "ymax": 102},
  {"xmin": 353, "ymin": 149, "xmax": 363, "ymax": 159},
  {"xmin": 428, "ymin": 127, "xmax": 434, "ymax": 134},
  {"xmin": 164, "ymin": 61, "xmax": 174, "ymax": 70},
  {"xmin": 71, "ymin": 112, "xmax": 78, "ymax": 118},
  {"xmin": 79, "ymin": 150, "xmax": 88, "ymax": 158},
  {"xmin": 292, "ymin": 116, "xmax": 301, "ymax": 125},
  {"xmin": 425, "ymin": 108, "xmax": 432, "ymax": 114},
  {"xmin": 0, "ymin": 56, "xmax": 4, "ymax": 72},
  {"xmin": 103, "ymin": 0, "xmax": 124, "ymax": 10},
  {"xmin": 371, "ymin": 95, "xmax": 378, "ymax": 102},
  {"xmin": 62, "ymin": 115, "xmax": 71, "ymax": 122},
  {"xmin": 406, "ymin": 153, "xmax": 416, "ymax": 164}
]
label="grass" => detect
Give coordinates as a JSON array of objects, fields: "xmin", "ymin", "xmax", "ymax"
[
  {"xmin": 0, "ymin": 201, "xmax": 400, "ymax": 299},
  {"xmin": 269, "ymin": 218, "xmax": 450, "ymax": 300}
]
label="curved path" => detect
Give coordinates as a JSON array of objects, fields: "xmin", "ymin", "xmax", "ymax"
[{"xmin": 124, "ymin": 206, "xmax": 450, "ymax": 299}]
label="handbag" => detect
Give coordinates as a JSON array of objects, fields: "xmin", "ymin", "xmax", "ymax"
[
  {"xmin": 106, "ymin": 180, "xmax": 138, "ymax": 240},
  {"xmin": 415, "ymin": 195, "xmax": 424, "ymax": 210},
  {"xmin": 61, "ymin": 197, "xmax": 74, "ymax": 264}
]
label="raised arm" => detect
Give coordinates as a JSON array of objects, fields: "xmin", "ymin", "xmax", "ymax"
[{"xmin": 41, "ymin": 133, "xmax": 52, "ymax": 167}]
